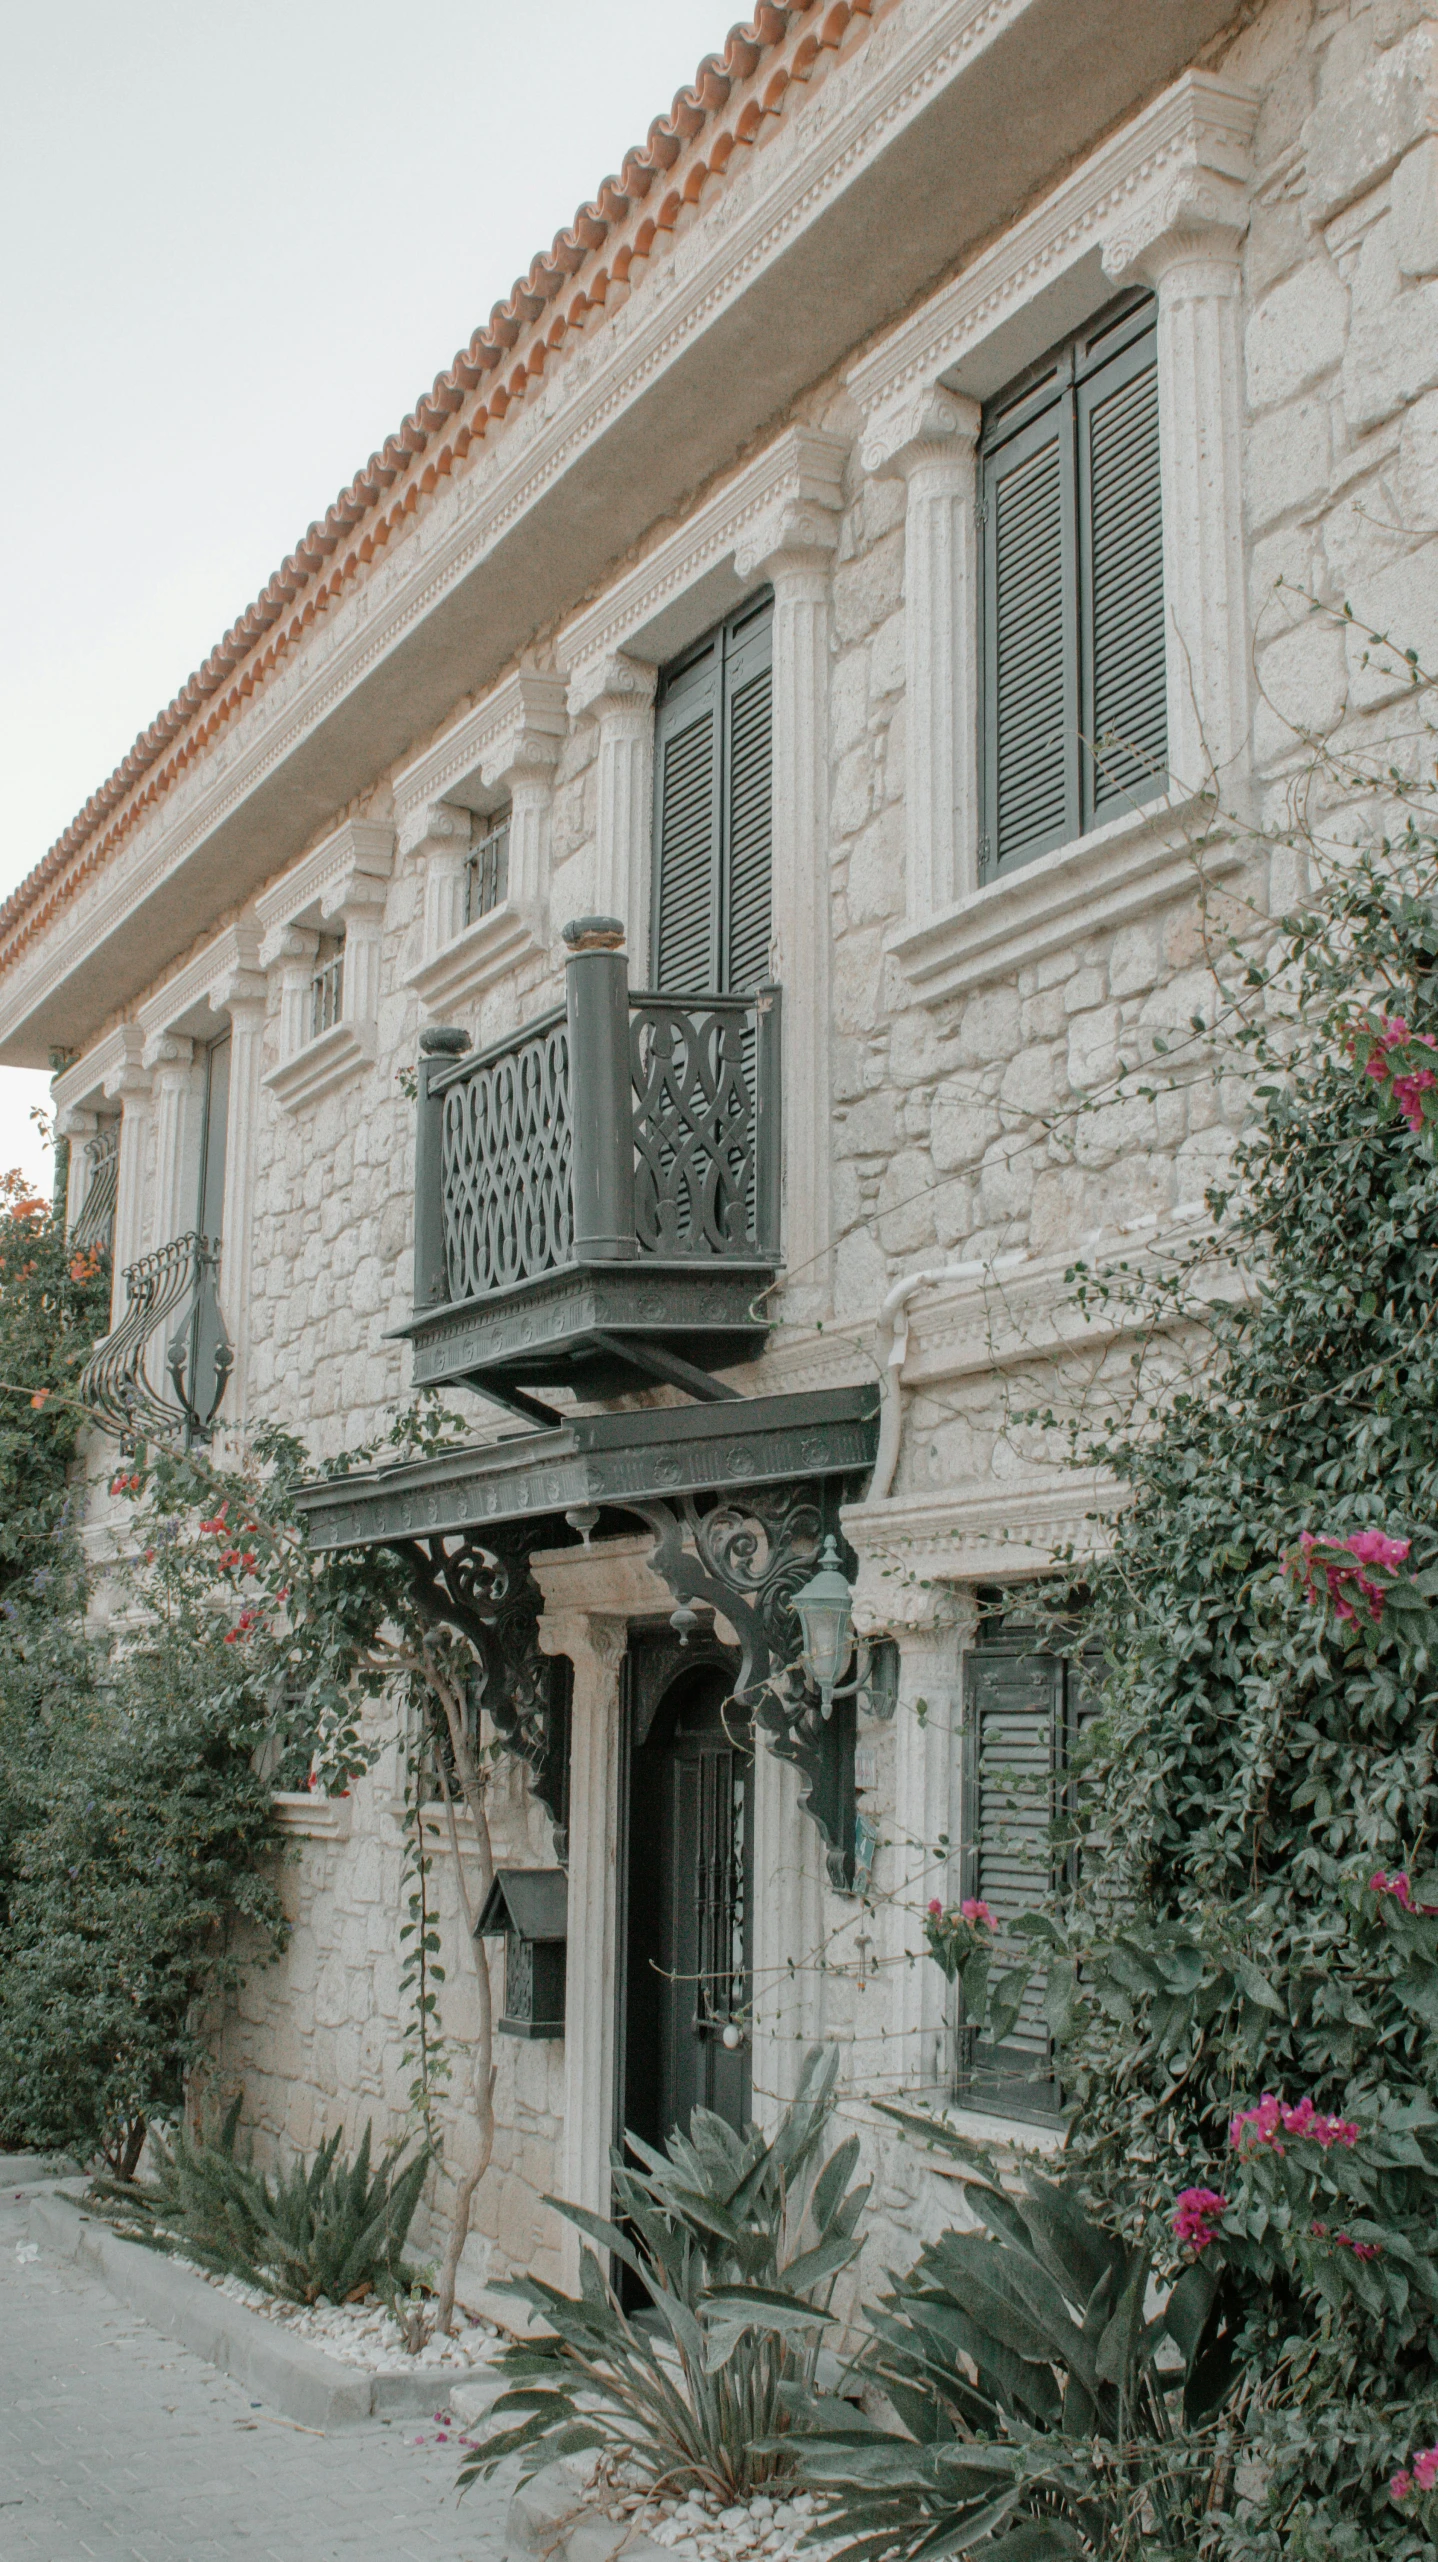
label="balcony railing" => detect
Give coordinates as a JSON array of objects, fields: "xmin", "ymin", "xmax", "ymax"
[
  {"xmin": 79, "ymin": 1232, "xmax": 233, "ymax": 1447},
  {"xmin": 404, "ymin": 918, "xmax": 782, "ymax": 1412}
]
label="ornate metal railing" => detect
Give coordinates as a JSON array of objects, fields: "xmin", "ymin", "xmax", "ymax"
[
  {"xmin": 414, "ymin": 920, "xmax": 781, "ymax": 1315},
  {"xmin": 70, "ymin": 1121, "xmax": 119, "ymax": 1255},
  {"xmin": 79, "ymin": 1232, "xmax": 233, "ymax": 1446}
]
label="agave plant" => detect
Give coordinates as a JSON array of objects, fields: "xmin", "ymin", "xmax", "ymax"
[
  {"xmin": 458, "ymin": 2048, "xmax": 868, "ymax": 2504},
  {"xmin": 89, "ymin": 2095, "xmax": 430, "ymax": 2306},
  {"xmin": 783, "ymin": 2106, "xmax": 1243, "ymax": 2559}
]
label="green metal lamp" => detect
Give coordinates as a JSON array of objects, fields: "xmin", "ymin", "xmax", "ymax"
[{"xmin": 790, "ymin": 1536, "xmax": 858, "ymax": 1716}]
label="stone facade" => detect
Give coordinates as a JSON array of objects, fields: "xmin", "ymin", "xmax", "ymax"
[{"xmin": 7, "ymin": 0, "xmax": 1438, "ymax": 2297}]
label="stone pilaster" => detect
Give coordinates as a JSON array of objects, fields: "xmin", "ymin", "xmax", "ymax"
[
  {"xmin": 212, "ymin": 974, "xmax": 268, "ymax": 1423},
  {"xmin": 735, "ymin": 493, "xmax": 841, "ymax": 1320},
  {"xmin": 142, "ymin": 1032, "xmax": 201, "ymax": 1251},
  {"xmin": 401, "ymin": 801, "xmax": 473, "ymax": 965},
  {"xmin": 57, "ymin": 1107, "xmax": 99, "ymax": 1234},
  {"xmin": 1103, "ymin": 178, "xmax": 1250, "ymax": 798},
  {"xmin": 750, "ymin": 1741, "xmax": 828, "ymax": 2125},
  {"xmin": 270, "ymin": 928, "xmax": 322, "ymax": 1061},
  {"xmin": 571, "ymin": 656, "xmax": 657, "ymax": 966},
  {"xmin": 100, "ymin": 1036, "xmax": 151, "ymax": 1328},
  {"xmin": 887, "ymin": 1599, "xmax": 972, "ymax": 2095},
  {"xmin": 540, "ymin": 1608, "xmax": 626, "ymax": 2288},
  {"xmin": 862, "ymin": 387, "xmax": 982, "ymax": 917}
]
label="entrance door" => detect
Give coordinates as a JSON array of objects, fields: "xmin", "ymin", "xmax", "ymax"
[{"xmin": 624, "ymin": 1661, "xmax": 753, "ymax": 2155}]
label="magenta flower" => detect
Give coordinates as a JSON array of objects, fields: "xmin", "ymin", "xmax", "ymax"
[
  {"xmin": 960, "ymin": 1898, "xmax": 996, "ymax": 1928},
  {"xmin": 1291, "ymin": 1528, "xmax": 1410, "ymax": 1624},
  {"xmin": 1416, "ymin": 2448, "xmax": 1438, "ymax": 2492},
  {"xmin": 1372, "ymin": 1869, "xmax": 1415, "ymax": 1911},
  {"xmin": 1231, "ymin": 2092, "xmax": 1358, "ymax": 2152},
  {"xmin": 1171, "ymin": 2187, "xmax": 1228, "ymax": 2251},
  {"xmin": 1392, "ymin": 2469, "xmax": 1414, "ymax": 2501}
]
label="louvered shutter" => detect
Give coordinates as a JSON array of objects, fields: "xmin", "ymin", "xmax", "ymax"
[
  {"xmin": 722, "ymin": 599, "xmax": 773, "ymax": 993},
  {"xmin": 653, "ymin": 641, "xmax": 721, "ymax": 993},
  {"xmin": 962, "ymin": 1643, "xmax": 1063, "ymax": 2111},
  {"xmin": 982, "ymin": 404, "xmax": 1077, "ymax": 876},
  {"xmin": 1080, "ymin": 319, "xmax": 1166, "ymax": 822}
]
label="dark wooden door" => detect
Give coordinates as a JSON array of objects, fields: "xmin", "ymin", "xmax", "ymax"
[{"xmin": 624, "ymin": 1663, "xmax": 753, "ymax": 2153}]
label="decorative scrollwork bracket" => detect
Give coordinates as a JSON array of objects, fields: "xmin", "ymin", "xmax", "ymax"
[
  {"xmin": 630, "ymin": 1484, "xmax": 867, "ymax": 1893},
  {"xmin": 400, "ymin": 1528, "xmax": 570, "ymax": 1858}
]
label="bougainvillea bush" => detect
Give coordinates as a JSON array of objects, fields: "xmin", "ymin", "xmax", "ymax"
[
  {"xmin": 0, "ymin": 1168, "xmax": 109, "ymax": 1586},
  {"xmin": 986, "ymin": 828, "xmax": 1438, "ymax": 2549}
]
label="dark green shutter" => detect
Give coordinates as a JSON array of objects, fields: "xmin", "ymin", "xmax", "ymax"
[
  {"xmin": 653, "ymin": 597, "xmax": 773, "ymax": 996},
  {"xmin": 962, "ymin": 1645, "xmax": 1062, "ymax": 2107},
  {"xmin": 1080, "ymin": 319, "xmax": 1166, "ymax": 821},
  {"xmin": 979, "ymin": 294, "xmax": 1164, "ymax": 881},
  {"xmin": 653, "ymin": 641, "xmax": 720, "ymax": 992},
  {"xmin": 982, "ymin": 408, "xmax": 1076, "ymax": 873},
  {"xmin": 722, "ymin": 599, "xmax": 773, "ymax": 994}
]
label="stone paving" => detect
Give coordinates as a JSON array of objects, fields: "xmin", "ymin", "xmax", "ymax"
[{"xmin": 0, "ymin": 2189, "xmax": 509, "ymax": 2561}]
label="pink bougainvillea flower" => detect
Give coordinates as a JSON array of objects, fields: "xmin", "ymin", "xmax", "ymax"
[
  {"xmin": 1336, "ymin": 2233, "xmax": 1380, "ymax": 2258},
  {"xmin": 1372, "ymin": 1870, "xmax": 1416, "ymax": 1911},
  {"xmin": 1231, "ymin": 2093, "xmax": 1358, "ymax": 2152},
  {"xmin": 1292, "ymin": 1528, "xmax": 1411, "ymax": 1624},
  {"xmin": 1392, "ymin": 2470, "xmax": 1414, "ymax": 2501},
  {"xmin": 928, "ymin": 1898, "xmax": 943, "ymax": 1916},
  {"xmin": 1171, "ymin": 2187, "xmax": 1228, "ymax": 2250},
  {"xmin": 1416, "ymin": 2447, "xmax": 1438, "ymax": 2493},
  {"xmin": 960, "ymin": 1898, "xmax": 997, "ymax": 1928}
]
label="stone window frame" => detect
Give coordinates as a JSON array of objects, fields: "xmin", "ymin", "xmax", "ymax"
[
  {"xmin": 255, "ymin": 818, "xmax": 394, "ymax": 1112},
  {"xmin": 395, "ymin": 669, "xmax": 568, "ymax": 1023},
  {"xmin": 850, "ymin": 67, "xmax": 1260, "ymax": 1007}
]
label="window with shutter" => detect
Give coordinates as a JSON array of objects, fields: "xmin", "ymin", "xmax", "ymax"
[
  {"xmin": 652, "ymin": 595, "xmax": 773, "ymax": 994},
  {"xmin": 959, "ymin": 1629, "xmax": 1100, "ymax": 2120},
  {"xmin": 979, "ymin": 294, "xmax": 1166, "ymax": 881}
]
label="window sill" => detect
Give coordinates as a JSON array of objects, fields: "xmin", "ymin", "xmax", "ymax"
[
  {"xmin": 263, "ymin": 1017, "xmax": 375, "ymax": 1112},
  {"xmin": 405, "ymin": 901, "xmax": 546, "ymax": 1017},
  {"xmin": 271, "ymin": 1790, "xmax": 352, "ymax": 1841},
  {"xmin": 887, "ymin": 792, "xmax": 1242, "ymax": 1006}
]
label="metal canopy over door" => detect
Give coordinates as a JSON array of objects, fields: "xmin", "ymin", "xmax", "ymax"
[{"xmin": 623, "ymin": 1646, "xmax": 753, "ymax": 2156}]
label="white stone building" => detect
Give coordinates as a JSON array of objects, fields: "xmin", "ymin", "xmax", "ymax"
[{"xmin": 3, "ymin": 0, "xmax": 1437, "ymax": 2295}]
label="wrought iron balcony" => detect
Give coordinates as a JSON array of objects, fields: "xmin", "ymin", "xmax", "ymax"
[
  {"xmin": 80, "ymin": 1232, "xmax": 233, "ymax": 1446},
  {"xmin": 401, "ymin": 918, "xmax": 782, "ymax": 1416}
]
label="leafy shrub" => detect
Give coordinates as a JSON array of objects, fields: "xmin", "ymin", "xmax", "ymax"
[
  {"xmin": 460, "ymin": 2048, "xmax": 867, "ymax": 2503},
  {"xmin": 92, "ymin": 2097, "xmax": 430, "ymax": 2305},
  {"xmin": 0, "ymin": 1168, "xmax": 110, "ymax": 1589}
]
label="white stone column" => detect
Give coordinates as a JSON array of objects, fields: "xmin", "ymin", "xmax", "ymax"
[
  {"xmin": 325, "ymin": 877, "xmax": 386, "ymax": 1035},
  {"xmin": 58, "ymin": 1108, "xmax": 98, "ymax": 1234},
  {"xmin": 506, "ymin": 765, "xmax": 555, "ymax": 923},
  {"xmin": 887, "ymin": 1601, "xmax": 970, "ymax": 2096},
  {"xmin": 750, "ymin": 1743, "xmax": 828, "ymax": 2127},
  {"xmin": 540, "ymin": 1610, "xmax": 626, "ymax": 2289},
  {"xmin": 863, "ymin": 388, "xmax": 982, "ymax": 917},
  {"xmin": 101, "ymin": 1043, "xmax": 152, "ymax": 1328},
  {"xmin": 143, "ymin": 1033, "xmax": 202, "ymax": 1250},
  {"xmin": 402, "ymin": 802, "xmax": 473, "ymax": 966},
  {"xmin": 1103, "ymin": 184, "xmax": 1250, "ymax": 799},
  {"xmin": 213, "ymin": 977, "xmax": 268, "ymax": 1422},
  {"xmin": 735, "ymin": 507, "xmax": 840, "ymax": 1320},
  {"xmin": 571, "ymin": 656, "xmax": 657, "ymax": 963}
]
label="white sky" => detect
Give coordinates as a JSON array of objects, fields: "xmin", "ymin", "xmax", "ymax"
[{"xmin": 0, "ymin": 0, "xmax": 730, "ymax": 1193}]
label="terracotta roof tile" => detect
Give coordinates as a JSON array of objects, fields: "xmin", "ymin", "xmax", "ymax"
[{"xmin": 0, "ymin": 0, "xmax": 876, "ymax": 984}]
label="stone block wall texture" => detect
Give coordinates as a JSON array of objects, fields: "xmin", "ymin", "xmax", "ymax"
[{"xmin": 81, "ymin": 0, "xmax": 1438, "ymax": 2287}]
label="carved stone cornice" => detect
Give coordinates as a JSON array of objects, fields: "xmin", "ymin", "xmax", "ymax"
[
  {"xmin": 393, "ymin": 670, "xmax": 569, "ymax": 840},
  {"xmin": 255, "ymin": 817, "xmax": 395, "ymax": 964},
  {"xmin": 566, "ymin": 652, "xmax": 658, "ymax": 728},
  {"xmin": 137, "ymin": 920, "xmax": 267, "ymax": 1043},
  {"xmin": 859, "ymin": 385, "xmax": 980, "ymax": 482},
  {"xmin": 1101, "ymin": 170, "xmax": 1249, "ymax": 288}
]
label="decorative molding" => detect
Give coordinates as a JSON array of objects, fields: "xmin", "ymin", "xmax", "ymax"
[
  {"xmin": 887, "ymin": 797, "xmax": 1245, "ymax": 1005},
  {"xmin": 136, "ymin": 922, "xmax": 267, "ymax": 1045},
  {"xmin": 271, "ymin": 1791, "xmax": 354, "ymax": 1842},
  {"xmin": 255, "ymin": 816, "xmax": 394, "ymax": 954},
  {"xmin": 263, "ymin": 1015, "xmax": 374, "ymax": 1113},
  {"xmin": 843, "ymin": 1474, "xmax": 1124, "ymax": 1606},
  {"xmin": 257, "ymin": 818, "xmax": 393, "ymax": 1112},
  {"xmin": 53, "ymin": 1022, "xmax": 146, "ymax": 1119},
  {"xmin": 393, "ymin": 671, "xmax": 569, "ymax": 835},
  {"xmin": 406, "ymin": 901, "xmax": 547, "ymax": 1018},
  {"xmin": 847, "ymin": 70, "xmax": 1257, "ymax": 423}
]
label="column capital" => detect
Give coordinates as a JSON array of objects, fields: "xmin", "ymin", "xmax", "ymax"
[
  {"xmin": 56, "ymin": 1104, "xmax": 100, "ymax": 1143},
  {"xmin": 860, "ymin": 383, "xmax": 981, "ymax": 482},
  {"xmin": 141, "ymin": 1029, "xmax": 195, "ymax": 1079},
  {"xmin": 567, "ymin": 652, "xmax": 658, "ymax": 729},
  {"xmin": 733, "ymin": 495, "xmax": 840, "ymax": 587},
  {"xmin": 396, "ymin": 797, "xmax": 472, "ymax": 866},
  {"xmin": 1101, "ymin": 168, "xmax": 1249, "ymax": 291},
  {"xmin": 258, "ymin": 922, "xmax": 321, "ymax": 974}
]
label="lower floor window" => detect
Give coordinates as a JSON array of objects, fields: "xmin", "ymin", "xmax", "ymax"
[{"xmin": 957, "ymin": 1624, "xmax": 1098, "ymax": 2121}]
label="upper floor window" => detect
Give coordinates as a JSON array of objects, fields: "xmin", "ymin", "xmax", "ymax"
[
  {"xmin": 464, "ymin": 810, "xmax": 511, "ymax": 927},
  {"xmin": 309, "ymin": 936, "xmax": 345, "ymax": 1040},
  {"xmin": 979, "ymin": 292, "xmax": 1166, "ymax": 880},
  {"xmin": 652, "ymin": 594, "xmax": 773, "ymax": 994}
]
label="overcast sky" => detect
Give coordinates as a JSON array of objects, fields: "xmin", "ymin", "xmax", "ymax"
[{"xmin": 0, "ymin": 0, "xmax": 729, "ymax": 1190}]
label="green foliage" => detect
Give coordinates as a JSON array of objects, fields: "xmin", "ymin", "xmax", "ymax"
[
  {"xmin": 0, "ymin": 1544, "xmax": 288, "ymax": 2173},
  {"xmin": 790, "ymin": 2112, "xmax": 1243, "ymax": 2561},
  {"xmin": 91, "ymin": 2095, "xmax": 430, "ymax": 2305},
  {"xmin": 459, "ymin": 2049, "xmax": 868, "ymax": 2504},
  {"xmin": 0, "ymin": 1169, "xmax": 110, "ymax": 1585}
]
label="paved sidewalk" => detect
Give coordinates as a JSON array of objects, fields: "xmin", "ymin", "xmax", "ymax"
[{"xmin": 0, "ymin": 2190, "xmax": 509, "ymax": 2561}]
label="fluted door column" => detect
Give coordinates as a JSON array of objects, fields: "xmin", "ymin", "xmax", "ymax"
[
  {"xmin": 572, "ymin": 656, "xmax": 657, "ymax": 966},
  {"xmin": 750, "ymin": 1740, "xmax": 828, "ymax": 2127},
  {"xmin": 540, "ymin": 1609, "xmax": 626, "ymax": 2289},
  {"xmin": 888, "ymin": 1601, "xmax": 970, "ymax": 2094},
  {"xmin": 864, "ymin": 389, "xmax": 982, "ymax": 917},
  {"xmin": 143, "ymin": 1033, "xmax": 202, "ymax": 1251},
  {"xmin": 735, "ymin": 508, "xmax": 839, "ymax": 1320},
  {"xmin": 1104, "ymin": 188, "xmax": 1250, "ymax": 799}
]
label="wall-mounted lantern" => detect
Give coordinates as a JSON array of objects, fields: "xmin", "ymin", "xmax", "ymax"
[
  {"xmin": 475, "ymin": 1868, "xmax": 568, "ymax": 2039},
  {"xmin": 789, "ymin": 1537, "xmax": 899, "ymax": 1721}
]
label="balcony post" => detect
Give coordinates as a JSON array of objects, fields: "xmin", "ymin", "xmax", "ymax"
[
  {"xmin": 414, "ymin": 1026, "xmax": 469, "ymax": 1313},
  {"xmin": 754, "ymin": 980, "xmax": 784, "ymax": 1260},
  {"xmin": 564, "ymin": 916, "xmax": 636, "ymax": 1265}
]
